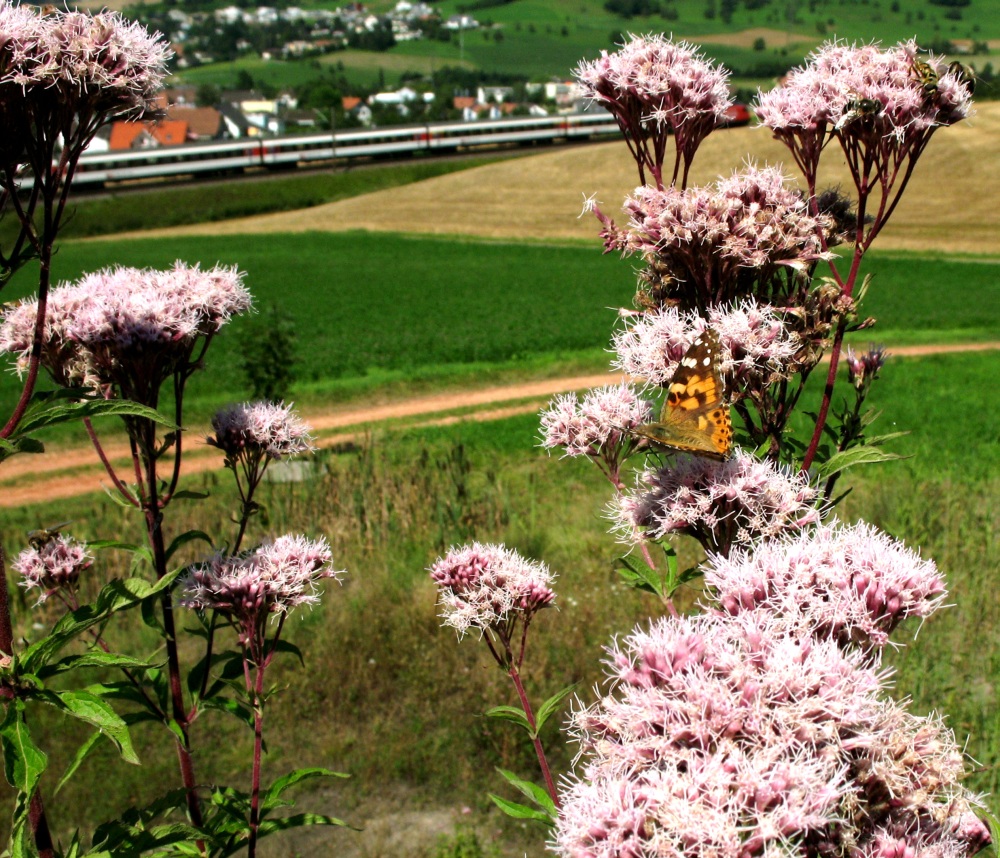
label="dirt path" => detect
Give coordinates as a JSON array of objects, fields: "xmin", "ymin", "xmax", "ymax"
[{"xmin": 1, "ymin": 341, "xmax": 997, "ymax": 508}]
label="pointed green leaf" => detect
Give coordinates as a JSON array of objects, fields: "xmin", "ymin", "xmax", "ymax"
[
  {"xmin": 616, "ymin": 554, "xmax": 663, "ymax": 597},
  {"xmin": 55, "ymin": 730, "xmax": 104, "ymax": 795},
  {"xmin": 534, "ymin": 683, "xmax": 577, "ymax": 733},
  {"xmin": 0, "ymin": 701, "xmax": 47, "ymax": 795},
  {"xmin": 164, "ymin": 530, "xmax": 213, "ymax": 564},
  {"xmin": 487, "ymin": 793, "xmax": 554, "ymax": 824},
  {"xmin": 495, "ymin": 768, "xmax": 557, "ymax": 817},
  {"xmin": 37, "ymin": 690, "xmax": 139, "ymax": 765},
  {"xmin": 484, "ymin": 705, "xmax": 531, "ymax": 732},
  {"xmin": 15, "ymin": 397, "xmax": 176, "ymax": 436},
  {"xmin": 262, "ymin": 767, "xmax": 349, "ymax": 812}
]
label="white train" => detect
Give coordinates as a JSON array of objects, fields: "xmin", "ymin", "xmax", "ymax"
[{"xmin": 51, "ymin": 111, "xmax": 626, "ymax": 188}]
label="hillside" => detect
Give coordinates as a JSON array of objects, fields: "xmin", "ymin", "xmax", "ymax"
[{"xmin": 110, "ymin": 101, "xmax": 1000, "ymax": 255}]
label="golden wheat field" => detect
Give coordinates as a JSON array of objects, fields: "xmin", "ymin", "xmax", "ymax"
[{"xmin": 118, "ymin": 102, "xmax": 1000, "ymax": 255}]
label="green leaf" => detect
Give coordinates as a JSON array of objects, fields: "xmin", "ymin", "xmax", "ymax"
[
  {"xmin": 15, "ymin": 397, "xmax": 177, "ymax": 436},
  {"xmin": 484, "ymin": 705, "xmax": 531, "ymax": 733},
  {"xmin": 534, "ymin": 684, "xmax": 577, "ymax": 734},
  {"xmin": 164, "ymin": 530, "xmax": 213, "ymax": 564},
  {"xmin": 37, "ymin": 690, "xmax": 139, "ymax": 765},
  {"xmin": 495, "ymin": 768, "xmax": 557, "ymax": 818},
  {"xmin": 55, "ymin": 730, "xmax": 104, "ymax": 795},
  {"xmin": 36, "ymin": 651, "xmax": 156, "ymax": 681},
  {"xmin": 617, "ymin": 554, "xmax": 663, "ymax": 597},
  {"xmin": 487, "ymin": 793, "xmax": 554, "ymax": 824},
  {"xmin": 0, "ymin": 701, "xmax": 47, "ymax": 795},
  {"xmin": 268, "ymin": 638, "xmax": 304, "ymax": 667},
  {"xmin": 262, "ymin": 768, "xmax": 349, "ymax": 813},
  {"xmin": 170, "ymin": 490, "xmax": 210, "ymax": 501},
  {"xmin": 813, "ymin": 444, "xmax": 910, "ymax": 480},
  {"xmin": 20, "ymin": 573, "xmax": 177, "ymax": 675},
  {"xmin": 255, "ymin": 812, "xmax": 348, "ymax": 837},
  {"xmin": 201, "ymin": 697, "xmax": 255, "ymax": 731}
]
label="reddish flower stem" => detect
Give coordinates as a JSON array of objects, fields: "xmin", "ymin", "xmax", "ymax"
[{"xmin": 507, "ymin": 665, "xmax": 561, "ymax": 811}]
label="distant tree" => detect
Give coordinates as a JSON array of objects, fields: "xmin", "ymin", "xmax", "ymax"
[
  {"xmin": 753, "ymin": 36, "xmax": 767, "ymax": 50},
  {"xmin": 196, "ymin": 83, "xmax": 221, "ymax": 107}
]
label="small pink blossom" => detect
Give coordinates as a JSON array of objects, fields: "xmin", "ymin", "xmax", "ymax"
[
  {"xmin": 208, "ymin": 401, "xmax": 314, "ymax": 461},
  {"xmin": 430, "ymin": 542, "xmax": 555, "ymax": 638},
  {"xmin": 540, "ymin": 383, "xmax": 652, "ymax": 458},
  {"xmin": 0, "ymin": 262, "xmax": 251, "ymax": 394},
  {"xmin": 611, "ymin": 449, "xmax": 820, "ymax": 554},
  {"xmin": 553, "ymin": 605, "xmax": 987, "ymax": 858},
  {"xmin": 179, "ymin": 535, "xmax": 340, "ymax": 641},
  {"xmin": 0, "ymin": 5, "xmax": 169, "ymax": 119},
  {"xmin": 604, "ymin": 164, "xmax": 835, "ymax": 310},
  {"xmin": 13, "ymin": 534, "xmax": 92, "ymax": 603},
  {"xmin": 846, "ymin": 344, "xmax": 887, "ymax": 390},
  {"xmin": 706, "ymin": 520, "xmax": 947, "ymax": 648},
  {"xmin": 612, "ymin": 300, "xmax": 804, "ymax": 394},
  {"xmin": 756, "ymin": 40, "xmax": 973, "ymax": 203},
  {"xmin": 574, "ymin": 33, "xmax": 732, "ymax": 187}
]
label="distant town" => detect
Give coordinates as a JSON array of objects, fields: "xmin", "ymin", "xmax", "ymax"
[{"xmin": 102, "ymin": 1, "xmax": 588, "ymax": 154}]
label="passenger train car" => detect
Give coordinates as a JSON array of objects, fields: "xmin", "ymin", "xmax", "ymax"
[{"xmin": 46, "ymin": 112, "xmax": 626, "ymax": 188}]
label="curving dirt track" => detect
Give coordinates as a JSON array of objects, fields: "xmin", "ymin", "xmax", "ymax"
[{"xmin": 1, "ymin": 342, "xmax": 997, "ymax": 509}]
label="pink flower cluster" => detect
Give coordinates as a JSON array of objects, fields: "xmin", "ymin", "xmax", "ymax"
[
  {"xmin": 574, "ymin": 34, "xmax": 732, "ymax": 186},
  {"xmin": 755, "ymin": 40, "xmax": 973, "ymax": 185},
  {"xmin": 554, "ymin": 536, "xmax": 989, "ymax": 858},
  {"xmin": 611, "ymin": 450, "xmax": 820, "ymax": 553},
  {"xmin": 540, "ymin": 383, "xmax": 652, "ymax": 458},
  {"xmin": 430, "ymin": 542, "xmax": 555, "ymax": 637},
  {"xmin": 612, "ymin": 299, "xmax": 803, "ymax": 392},
  {"xmin": 0, "ymin": 3, "xmax": 169, "ymax": 121},
  {"xmin": 180, "ymin": 535, "xmax": 339, "ymax": 639},
  {"xmin": 707, "ymin": 520, "xmax": 946, "ymax": 648},
  {"xmin": 13, "ymin": 534, "xmax": 93, "ymax": 603},
  {"xmin": 607, "ymin": 165, "xmax": 834, "ymax": 308},
  {"xmin": 0, "ymin": 262, "xmax": 251, "ymax": 392},
  {"xmin": 208, "ymin": 401, "xmax": 315, "ymax": 461}
]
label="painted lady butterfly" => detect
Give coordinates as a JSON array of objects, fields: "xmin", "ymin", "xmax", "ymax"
[{"xmin": 632, "ymin": 329, "xmax": 734, "ymax": 460}]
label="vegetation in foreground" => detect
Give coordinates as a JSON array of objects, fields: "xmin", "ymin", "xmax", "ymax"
[{"xmin": 0, "ymin": 402, "xmax": 996, "ymax": 850}]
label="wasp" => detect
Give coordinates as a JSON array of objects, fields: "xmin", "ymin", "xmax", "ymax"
[
  {"xmin": 912, "ymin": 57, "xmax": 940, "ymax": 98},
  {"xmin": 27, "ymin": 521, "xmax": 72, "ymax": 550},
  {"xmin": 947, "ymin": 61, "xmax": 977, "ymax": 94}
]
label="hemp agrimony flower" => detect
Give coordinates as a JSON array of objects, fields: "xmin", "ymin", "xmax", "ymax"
[
  {"xmin": 0, "ymin": 262, "xmax": 251, "ymax": 396},
  {"xmin": 180, "ymin": 535, "xmax": 338, "ymax": 627},
  {"xmin": 13, "ymin": 534, "xmax": 92, "ymax": 604},
  {"xmin": 611, "ymin": 449, "xmax": 821, "ymax": 554},
  {"xmin": 607, "ymin": 165, "xmax": 836, "ymax": 311},
  {"xmin": 431, "ymin": 542, "xmax": 555, "ymax": 647},
  {"xmin": 574, "ymin": 33, "xmax": 732, "ymax": 188},
  {"xmin": 540, "ymin": 384, "xmax": 652, "ymax": 487},
  {"xmin": 706, "ymin": 520, "xmax": 946, "ymax": 648},
  {"xmin": 209, "ymin": 401, "xmax": 315, "ymax": 462}
]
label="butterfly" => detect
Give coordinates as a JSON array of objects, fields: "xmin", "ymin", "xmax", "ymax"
[{"xmin": 632, "ymin": 329, "xmax": 733, "ymax": 460}]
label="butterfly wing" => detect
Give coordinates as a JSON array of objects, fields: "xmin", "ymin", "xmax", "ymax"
[{"xmin": 633, "ymin": 330, "xmax": 733, "ymax": 460}]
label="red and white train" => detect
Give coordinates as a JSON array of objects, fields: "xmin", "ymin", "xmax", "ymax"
[
  {"xmin": 60, "ymin": 111, "xmax": 624, "ymax": 188},
  {"xmin": 27, "ymin": 104, "xmax": 750, "ymax": 188}
]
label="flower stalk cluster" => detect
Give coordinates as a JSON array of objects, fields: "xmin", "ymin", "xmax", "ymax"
[{"xmin": 431, "ymin": 543, "xmax": 560, "ymax": 807}]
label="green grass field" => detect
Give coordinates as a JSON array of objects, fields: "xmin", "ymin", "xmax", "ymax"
[{"xmin": 3, "ymin": 234, "xmax": 997, "ymax": 428}]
